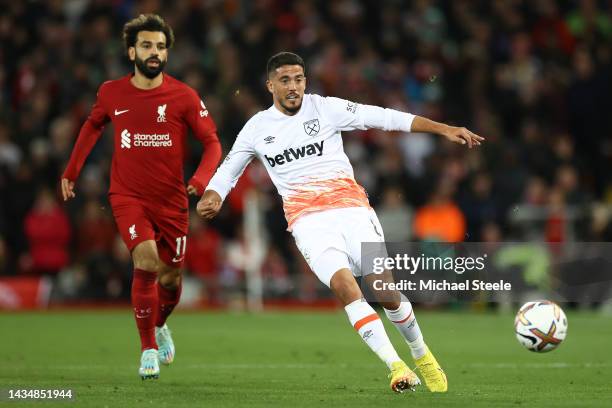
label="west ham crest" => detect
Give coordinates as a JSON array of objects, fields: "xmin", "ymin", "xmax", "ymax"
[{"xmin": 303, "ymin": 118, "xmax": 320, "ymax": 136}]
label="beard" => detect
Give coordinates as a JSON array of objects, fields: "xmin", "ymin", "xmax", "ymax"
[
  {"xmin": 134, "ymin": 55, "xmax": 166, "ymax": 79},
  {"xmin": 280, "ymin": 97, "xmax": 302, "ymax": 113}
]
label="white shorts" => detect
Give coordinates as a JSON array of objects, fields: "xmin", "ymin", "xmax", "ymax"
[{"xmin": 291, "ymin": 207, "xmax": 387, "ymax": 287}]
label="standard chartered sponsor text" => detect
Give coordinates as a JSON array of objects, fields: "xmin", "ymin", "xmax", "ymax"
[{"xmin": 133, "ymin": 133, "xmax": 172, "ymax": 147}]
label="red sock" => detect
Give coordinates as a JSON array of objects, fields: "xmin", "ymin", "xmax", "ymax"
[
  {"xmin": 156, "ymin": 279, "xmax": 182, "ymax": 327},
  {"xmin": 131, "ymin": 269, "xmax": 158, "ymax": 351}
]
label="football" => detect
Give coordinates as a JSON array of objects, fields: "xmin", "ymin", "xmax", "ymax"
[{"xmin": 514, "ymin": 301, "xmax": 568, "ymax": 352}]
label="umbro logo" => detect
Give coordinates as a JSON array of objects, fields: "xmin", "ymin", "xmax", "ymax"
[
  {"xmin": 115, "ymin": 109, "xmax": 129, "ymax": 116},
  {"xmin": 362, "ymin": 330, "xmax": 373, "ymax": 340},
  {"xmin": 264, "ymin": 136, "xmax": 275, "ymax": 144}
]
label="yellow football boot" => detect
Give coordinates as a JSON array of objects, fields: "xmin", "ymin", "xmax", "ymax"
[
  {"xmin": 388, "ymin": 361, "xmax": 421, "ymax": 393},
  {"xmin": 415, "ymin": 346, "xmax": 447, "ymax": 392}
]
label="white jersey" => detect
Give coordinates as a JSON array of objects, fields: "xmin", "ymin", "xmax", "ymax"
[{"xmin": 206, "ymin": 94, "xmax": 415, "ymax": 229}]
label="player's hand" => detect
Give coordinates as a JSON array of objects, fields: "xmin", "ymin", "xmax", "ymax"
[
  {"xmin": 61, "ymin": 178, "xmax": 76, "ymax": 201},
  {"xmin": 197, "ymin": 190, "xmax": 223, "ymax": 219},
  {"xmin": 441, "ymin": 125, "xmax": 484, "ymax": 149},
  {"xmin": 186, "ymin": 184, "xmax": 199, "ymax": 196}
]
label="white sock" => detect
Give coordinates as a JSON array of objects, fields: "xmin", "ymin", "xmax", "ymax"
[
  {"xmin": 344, "ymin": 299, "xmax": 401, "ymax": 369},
  {"xmin": 384, "ymin": 298, "xmax": 427, "ymax": 359}
]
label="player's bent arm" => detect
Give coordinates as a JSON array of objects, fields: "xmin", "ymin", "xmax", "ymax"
[
  {"xmin": 196, "ymin": 189, "xmax": 223, "ymax": 219},
  {"xmin": 184, "ymin": 90, "xmax": 223, "ymax": 195},
  {"xmin": 61, "ymin": 85, "xmax": 109, "ymax": 200},
  {"xmin": 61, "ymin": 119, "xmax": 107, "ymax": 200},
  {"xmin": 187, "ymin": 131, "xmax": 222, "ymax": 195},
  {"xmin": 197, "ymin": 131, "xmax": 255, "ymax": 218},
  {"xmin": 204, "ymin": 120, "xmax": 257, "ymax": 199},
  {"xmin": 203, "ymin": 146, "xmax": 254, "ymax": 200}
]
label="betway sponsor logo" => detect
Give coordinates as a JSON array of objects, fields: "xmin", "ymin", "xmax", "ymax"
[
  {"xmin": 265, "ymin": 140, "xmax": 324, "ymax": 167},
  {"xmin": 120, "ymin": 129, "xmax": 172, "ymax": 148}
]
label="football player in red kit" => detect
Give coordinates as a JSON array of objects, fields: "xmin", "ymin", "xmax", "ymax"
[{"xmin": 60, "ymin": 14, "xmax": 221, "ymax": 379}]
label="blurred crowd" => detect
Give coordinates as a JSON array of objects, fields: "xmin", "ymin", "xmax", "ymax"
[{"xmin": 1, "ymin": 0, "xmax": 612, "ymax": 303}]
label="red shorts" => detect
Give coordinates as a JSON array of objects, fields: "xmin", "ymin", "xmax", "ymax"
[{"xmin": 110, "ymin": 194, "xmax": 189, "ymax": 268}]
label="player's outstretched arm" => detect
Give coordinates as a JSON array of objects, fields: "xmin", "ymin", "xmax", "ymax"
[
  {"xmin": 411, "ymin": 116, "xmax": 484, "ymax": 148},
  {"xmin": 321, "ymin": 97, "xmax": 484, "ymax": 148},
  {"xmin": 196, "ymin": 190, "xmax": 223, "ymax": 219}
]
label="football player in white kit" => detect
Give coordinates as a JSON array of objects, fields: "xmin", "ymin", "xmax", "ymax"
[{"xmin": 197, "ymin": 52, "xmax": 483, "ymax": 393}]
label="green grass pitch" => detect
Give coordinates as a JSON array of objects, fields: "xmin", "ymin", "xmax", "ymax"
[{"xmin": 1, "ymin": 310, "xmax": 611, "ymax": 407}]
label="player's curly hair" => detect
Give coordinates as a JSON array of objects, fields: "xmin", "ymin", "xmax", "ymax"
[{"xmin": 122, "ymin": 14, "xmax": 174, "ymax": 53}]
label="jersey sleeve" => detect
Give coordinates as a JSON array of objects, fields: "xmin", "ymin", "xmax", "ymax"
[
  {"xmin": 184, "ymin": 88, "xmax": 218, "ymax": 138},
  {"xmin": 319, "ymin": 95, "xmax": 416, "ymax": 133},
  {"xmin": 205, "ymin": 120, "xmax": 257, "ymax": 200},
  {"xmin": 62, "ymin": 84, "xmax": 110, "ymax": 181},
  {"xmin": 184, "ymin": 89, "xmax": 222, "ymax": 194}
]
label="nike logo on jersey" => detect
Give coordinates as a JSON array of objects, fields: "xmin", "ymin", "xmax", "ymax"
[
  {"xmin": 115, "ymin": 109, "xmax": 129, "ymax": 116},
  {"xmin": 265, "ymin": 140, "xmax": 324, "ymax": 167}
]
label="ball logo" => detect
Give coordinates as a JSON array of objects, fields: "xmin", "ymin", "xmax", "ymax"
[
  {"xmin": 515, "ymin": 301, "xmax": 567, "ymax": 353},
  {"xmin": 120, "ymin": 129, "xmax": 131, "ymax": 149}
]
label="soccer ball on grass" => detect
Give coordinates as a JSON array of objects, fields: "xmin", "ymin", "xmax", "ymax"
[{"xmin": 514, "ymin": 300, "xmax": 568, "ymax": 352}]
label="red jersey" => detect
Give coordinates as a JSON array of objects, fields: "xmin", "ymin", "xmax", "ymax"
[{"xmin": 63, "ymin": 74, "xmax": 221, "ymax": 209}]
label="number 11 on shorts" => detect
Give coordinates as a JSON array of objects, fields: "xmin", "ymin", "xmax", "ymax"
[{"xmin": 173, "ymin": 235, "xmax": 186, "ymax": 262}]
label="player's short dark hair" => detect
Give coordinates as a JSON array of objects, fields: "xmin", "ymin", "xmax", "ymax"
[
  {"xmin": 122, "ymin": 14, "xmax": 174, "ymax": 53},
  {"xmin": 266, "ymin": 52, "xmax": 305, "ymax": 78}
]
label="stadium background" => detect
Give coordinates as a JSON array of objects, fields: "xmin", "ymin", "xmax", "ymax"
[
  {"xmin": 1, "ymin": 0, "xmax": 612, "ymax": 308},
  {"xmin": 1, "ymin": 2, "xmax": 612, "ymax": 407}
]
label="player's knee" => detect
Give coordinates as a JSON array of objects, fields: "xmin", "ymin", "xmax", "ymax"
[
  {"xmin": 381, "ymin": 299, "xmax": 401, "ymax": 311},
  {"xmin": 330, "ymin": 269, "xmax": 362, "ymax": 305},
  {"xmin": 133, "ymin": 257, "xmax": 160, "ymax": 274},
  {"xmin": 159, "ymin": 268, "xmax": 181, "ymax": 289},
  {"xmin": 132, "ymin": 241, "xmax": 161, "ymax": 273},
  {"xmin": 373, "ymin": 288, "xmax": 402, "ymax": 310}
]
